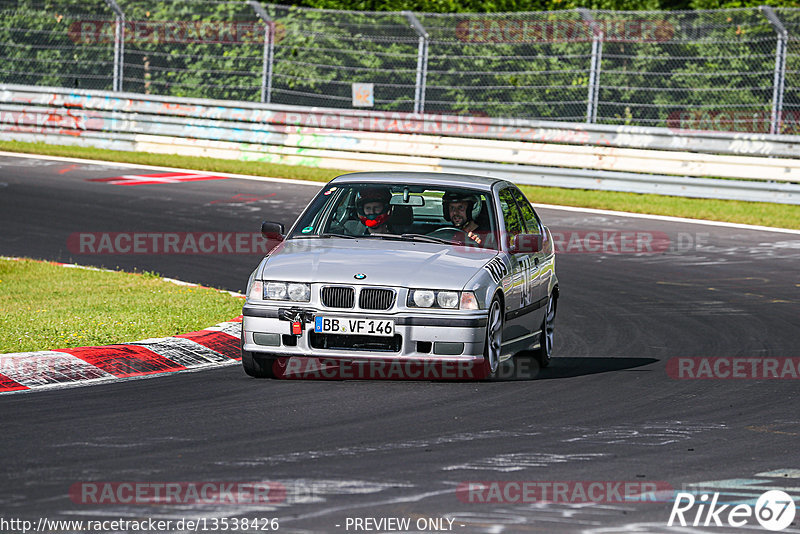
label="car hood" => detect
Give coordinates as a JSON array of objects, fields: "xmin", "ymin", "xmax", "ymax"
[{"xmin": 259, "ymin": 238, "xmax": 498, "ymax": 289}]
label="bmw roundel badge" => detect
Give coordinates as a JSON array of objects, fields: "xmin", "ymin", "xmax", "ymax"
[{"xmin": 354, "ymin": 273, "xmax": 367, "ymax": 280}]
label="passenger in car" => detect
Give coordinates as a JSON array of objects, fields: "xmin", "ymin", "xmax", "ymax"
[{"xmin": 442, "ymin": 191, "xmax": 494, "ymax": 247}]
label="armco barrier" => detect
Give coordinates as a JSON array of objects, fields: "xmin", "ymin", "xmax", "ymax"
[{"xmin": 1, "ymin": 84, "xmax": 799, "ymax": 204}]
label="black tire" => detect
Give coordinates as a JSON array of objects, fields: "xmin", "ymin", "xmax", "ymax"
[
  {"xmin": 241, "ymin": 339, "xmax": 276, "ymax": 378},
  {"xmin": 534, "ymin": 292, "xmax": 557, "ymax": 368},
  {"xmin": 480, "ymin": 296, "xmax": 503, "ymax": 379}
]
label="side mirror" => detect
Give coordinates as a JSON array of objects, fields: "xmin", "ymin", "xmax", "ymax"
[
  {"xmin": 261, "ymin": 221, "xmax": 285, "ymax": 241},
  {"xmin": 509, "ymin": 234, "xmax": 541, "ymax": 254}
]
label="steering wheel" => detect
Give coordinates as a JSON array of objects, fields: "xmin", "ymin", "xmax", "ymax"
[{"xmin": 426, "ymin": 226, "xmax": 478, "ymax": 245}]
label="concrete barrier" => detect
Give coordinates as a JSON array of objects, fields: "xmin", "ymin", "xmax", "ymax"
[{"xmin": 1, "ymin": 84, "xmax": 798, "ymax": 204}]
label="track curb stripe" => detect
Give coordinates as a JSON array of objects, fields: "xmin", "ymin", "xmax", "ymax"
[
  {"xmin": 0, "ymin": 351, "xmax": 116, "ymax": 387},
  {"xmin": 128, "ymin": 337, "xmax": 232, "ymax": 369},
  {"xmin": 0, "ymin": 372, "xmax": 30, "ymax": 392},
  {"xmin": 1, "ymin": 257, "xmax": 245, "ymax": 395},
  {"xmin": 56, "ymin": 344, "xmax": 189, "ymax": 377},
  {"xmin": 175, "ymin": 329, "xmax": 242, "ymax": 359},
  {"xmin": 0, "ymin": 323, "xmax": 242, "ymax": 394}
]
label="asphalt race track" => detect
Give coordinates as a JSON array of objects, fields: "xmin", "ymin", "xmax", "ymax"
[{"xmin": 1, "ymin": 153, "xmax": 799, "ymax": 533}]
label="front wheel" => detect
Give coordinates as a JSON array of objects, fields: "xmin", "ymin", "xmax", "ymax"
[
  {"xmin": 241, "ymin": 342, "xmax": 276, "ymax": 378},
  {"xmin": 480, "ymin": 297, "xmax": 503, "ymax": 379},
  {"xmin": 534, "ymin": 293, "xmax": 557, "ymax": 368}
]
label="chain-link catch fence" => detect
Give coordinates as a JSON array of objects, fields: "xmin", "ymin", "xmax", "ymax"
[{"xmin": 1, "ymin": 0, "xmax": 798, "ymax": 134}]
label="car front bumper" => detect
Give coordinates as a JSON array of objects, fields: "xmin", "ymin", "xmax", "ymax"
[{"xmin": 241, "ymin": 304, "xmax": 488, "ymax": 364}]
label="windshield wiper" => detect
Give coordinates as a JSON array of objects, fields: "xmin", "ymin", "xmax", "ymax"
[
  {"xmin": 292, "ymin": 233, "xmax": 358, "ymax": 239},
  {"xmin": 362, "ymin": 233, "xmax": 424, "ymax": 242},
  {"xmin": 297, "ymin": 233, "xmax": 453, "ymax": 244},
  {"xmin": 361, "ymin": 233, "xmax": 455, "ymax": 244},
  {"xmin": 321, "ymin": 233, "xmax": 358, "ymax": 239},
  {"xmin": 399, "ymin": 233, "xmax": 454, "ymax": 245}
]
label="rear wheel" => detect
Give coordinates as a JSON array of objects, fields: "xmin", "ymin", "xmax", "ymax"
[
  {"xmin": 481, "ymin": 297, "xmax": 503, "ymax": 379},
  {"xmin": 534, "ymin": 293, "xmax": 557, "ymax": 368}
]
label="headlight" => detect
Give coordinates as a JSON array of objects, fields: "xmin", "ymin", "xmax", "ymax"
[
  {"xmin": 264, "ymin": 281, "xmax": 311, "ymax": 302},
  {"xmin": 437, "ymin": 291, "xmax": 459, "ymax": 309},
  {"xmin": 288, "ymin": 283, "xmax": 311, "ymax": 302},
  {"xmin": 412, "ymin": 290, "xmax": 435, "ymax": 308},
  {"xmin": 408, "ymin": 289, "xmax": 477, "ymax": 309},
  {"xmin": 265, "ymin": 282, "xmax": 288, "ymax": 300}
]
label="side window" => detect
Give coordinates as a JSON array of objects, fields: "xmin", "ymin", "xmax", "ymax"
[
  {"xmin": 510, "ymin": 188, "xmax": 541, "ymax": 235},
  {"xmin": 323, "ymin": 188, "xmax": 358, "ymax": 233},
  {"xmin": 498, "ymin": 188, "xmax": 525, "ymax": 247}
]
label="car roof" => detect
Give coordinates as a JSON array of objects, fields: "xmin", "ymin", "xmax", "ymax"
[{"xmin": 329, "ymin": 171, "xmax": 511, "ymax": 192}]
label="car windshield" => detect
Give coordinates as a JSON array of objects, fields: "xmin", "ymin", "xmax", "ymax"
[{"xmin": 288, "ymin": 183, "xmax": 499, "ymax": 250}]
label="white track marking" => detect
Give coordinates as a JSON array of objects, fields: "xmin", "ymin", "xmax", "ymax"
[
  {"xmin": 131, "ymin": 337, "xmax": 233, "ymax": 367},
  {"xmin": 442, "ymin": 453, "xmax": 607, "ymax": 472},
  {"xmin": 217, "ymin": 430, "xmax": 540, "ymax": 468},
  {"xmin": 1, "ymin": 151, "xmax": 797, "ymax": 233},
  {"xmin": 0, "ymin": 151, "xmax": 325, "ymax": 187},
  {"xmin": 531, "ymin": 203, "xmax": 800, "ymax": 235},
  {"xmin": 0, "ymin": 351, "xmax": 115, "ymax": 387}
]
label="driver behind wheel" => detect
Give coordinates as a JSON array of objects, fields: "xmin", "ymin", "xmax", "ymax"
[
  {"xmin": 442, "ymin": 191, "xmax": 491, "ymax": 247},
  {"xmin": 356, "ymin": 187, "xmax": 393, "ymax": 234}
]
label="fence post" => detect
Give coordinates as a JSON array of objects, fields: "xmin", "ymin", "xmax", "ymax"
[
  {"xmin": 249, "ymin": 0, "xmax": 274, "ymax": 104},
  {"xmin": 578, "ymin": 8, "xmax": 602, "ymax": 124},
  {"xmin": 104, "ymin": 0, "xmax": 125, "ymax": 92},
  {"xmin": 404, "ymin": 11, "xmax": 428, "ymax": 114},
  {"xmin": 760, "ymin": 6, "xmax": 787, "ymax": 135}
]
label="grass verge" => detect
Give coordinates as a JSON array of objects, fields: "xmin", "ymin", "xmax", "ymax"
[
  {"xmin": 1, "ymin": 140, "xmax": 798, "ymax": 230},
  {"xmin": 0, "ymin": 258, "xmax": 243, "ymax": 353},
  {"xmin": 517, "ymin": 185, "xmax": 800, "ymax": 230}
]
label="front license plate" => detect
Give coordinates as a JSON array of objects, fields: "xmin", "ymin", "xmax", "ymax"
[{"xmin": 314, "ymin": 316, "xmax": 394, "ymax": 337}]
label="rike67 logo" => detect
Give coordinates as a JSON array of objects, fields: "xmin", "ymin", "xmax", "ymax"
[{"xmin": 669, "ymin": 490, "xmax": 796, "ymax": 531}]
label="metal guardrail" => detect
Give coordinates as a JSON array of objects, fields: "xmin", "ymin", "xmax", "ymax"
[{"xmin": 0, "ymin": 84, "xmax": 798, "ymax": 204}]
